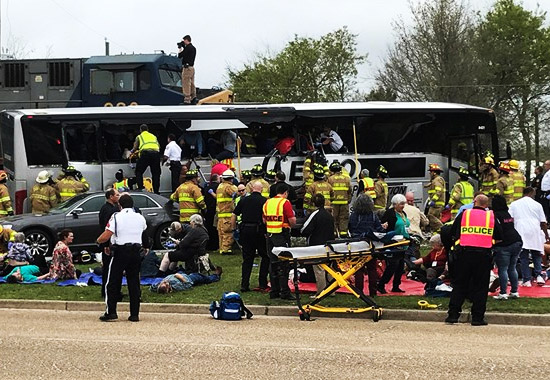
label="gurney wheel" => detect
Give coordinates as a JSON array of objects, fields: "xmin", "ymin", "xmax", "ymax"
[
  {"xmin": 372, "ymin": 309, "xmax": 381, "ymax": 322},
  {"xmin": 298, "ymin": 310, "xmax": 310, "ymax": 321}
]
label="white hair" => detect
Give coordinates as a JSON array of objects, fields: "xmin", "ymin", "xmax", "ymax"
[
  {"xmin": 429, "ymin": 234, "xmax": 442, "ymax": 246},
  {"xmin": 391, "ymin": 194, "xmax": 407, "ymax": 206},
  {"xmin": 189, "ymin": 214, "xmax": 204, "ymax": 226}
]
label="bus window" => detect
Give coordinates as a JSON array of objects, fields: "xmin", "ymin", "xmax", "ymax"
[
  {"xmin": 21, "ymin": 118, "xmax": 65, "ymax": 165},
  {"xmin": 114, "ymin": 72, "xmax": 135, "ymax": 92},
  {"xmin": 295, "ymin": 116, "xmax": 354, "ymax": 154},
  {"xmin": 138, "ymin": 69, "xmax": 151, "ymax": 91},
  {"xmin": 450, "ymin": 137, "xmax": 477, "ymax": 175},
  {"xmin": 159, "ymin": 69, "xmax": 181, "ymax": 91},
  {"xmin": 63, "ymin": 123, "xmax": 99, "ymax": 162},
  {"xmin": 0, "ymin": 113, "xmax": 14, "ymax": 171}
]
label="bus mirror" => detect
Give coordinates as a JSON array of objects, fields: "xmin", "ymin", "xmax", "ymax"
[
  {"xmin": 506, "ymin": 141, "xmax": 512, "ymax": 159},
  {"xmin": 71, "ymin": 208, "xmax": 83, "ymax": 218}
]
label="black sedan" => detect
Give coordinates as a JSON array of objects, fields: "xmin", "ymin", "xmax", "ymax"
[{"xmin": 3, "ymin": 192, "xmax": 178, "ymax": 256}]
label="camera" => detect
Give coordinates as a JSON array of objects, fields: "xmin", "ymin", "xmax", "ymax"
[{"xmin": 177, "ymin": 41, "xmax": 184, "ymax": 49}]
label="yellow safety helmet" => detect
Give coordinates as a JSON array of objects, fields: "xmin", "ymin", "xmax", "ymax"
[
  {"xmin": 483, "ymin": 156, "xmax": 495, "ymax": 166},
  {"xmin": 509, "ymin": 159, "xmax": 519, "ymax": 170}
]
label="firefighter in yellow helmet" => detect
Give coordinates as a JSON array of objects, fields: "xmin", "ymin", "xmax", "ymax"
[
  {"xmin": 446, "ymin": 166, "xmax": 474, "ymax": 220},
  {"xmin": 328, "ymin": 160, "xmax": 351, "ymax": 237},
  {"xmin": 245, "ymin": 164, "xmax": 269, "ymax": 198},
  {"xmin": 508, "ymin": 159, "xmax": 525, "ymax": 202},
  {"xmin": 302, "ymin": 151, "xmax": 315, "ymax": 188},
  {"xmin": 54, "ymin": 166, "xmax": 90, "ymax": 202},
  {"xmin": 304, "ymin": 164, "xmax": 333, "ymax": 216},
  {"xmin": 29, "ymin": 170, "xmax": 58, "ymax": 214},
  {"xmin": 0, "ymin": 170, "xmax": 13, "ymax": 218},
  {"xmin": 426, "ymin": 163, "xmax": 446, "ymax": 231},
  {"xmin": 217, "ymin": 169, "xmax": 238, "ymax": 254},
  {"xmin": 357, "ymin": 168, "xmax": 376, "ymax": 200},
  {"xmin": 374, "ymin": 165, "xmax": 389, "ymax": 215},
  {"xmin": 496, "ymin": 161, "xmax": 514, "ymax": 205},
  {"xmin": 0, "ymin": 224, "xmax": 16, "ymax": 254},
  {"xmin": 170, "ymin": 169, "xmax": 206, "ymax": 223},
  {"xmin": 479, "ymin": 155, "xmax": 499, "ymax": 198}
]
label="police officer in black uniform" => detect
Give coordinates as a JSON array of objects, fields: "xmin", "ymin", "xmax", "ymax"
[
  {"xmin": 97, "ymin": 194, "xmax": 148, "ymax": 322},
  {"xmin": 231, "ymin": 180, "xmax": 269, "ymax": 292}
]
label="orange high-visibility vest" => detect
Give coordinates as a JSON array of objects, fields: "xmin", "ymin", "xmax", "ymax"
[
  {"xmin": 459, "ymin": 208, "xmax": 495, "ymax": 249},
  {"xmin": 263, "ymin": 196, "xmax": 290, "ymax": 233}
]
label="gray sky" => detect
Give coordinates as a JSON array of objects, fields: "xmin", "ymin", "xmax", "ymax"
[{"xmin": 1, "ymin": 0, "xmax": 548, "ymax": 91}]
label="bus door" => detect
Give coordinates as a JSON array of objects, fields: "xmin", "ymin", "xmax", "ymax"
[
  {"xmin": 61, "ymin": 121, "xmax": 102, "ymax": 192},
  {"xmin": 448, "ymin": 135, "xmax": 478, "ymax": 188}
]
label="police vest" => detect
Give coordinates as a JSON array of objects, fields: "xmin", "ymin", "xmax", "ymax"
[
  {"xmin": 459, "ymin": 208, "xmax": 495, "ymax": 249},
  {"xmin": 138, "ymin": 131, "xmax": 160, "ymax": 152},
  {"xmin": 263, "ymin": 197, "xmax": 290, "ymax": 234},
  {"xmin": 361, "ymin": 178, "xmax": 376, "ymax": 199}
]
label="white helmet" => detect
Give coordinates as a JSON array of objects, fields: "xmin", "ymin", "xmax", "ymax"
[
  {"xmin": 36, "ymin": 170, "xmax": 51, "ymax": 184},
  {"xmin": 221, "ymin": 169, "xmax": 235, "ymax": 180}
]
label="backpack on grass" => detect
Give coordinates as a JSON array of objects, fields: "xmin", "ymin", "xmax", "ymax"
[{"xmin": 209, "ymin": 292, "xmax": 253, "ymax": 320}]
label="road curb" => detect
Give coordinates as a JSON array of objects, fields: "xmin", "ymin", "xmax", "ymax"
[{"xmin": 0, "ymin": 299, "xmax": 548, "ymax": 325}]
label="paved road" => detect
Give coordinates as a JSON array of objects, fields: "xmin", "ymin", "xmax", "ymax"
[{"xmin": 0, "ymin": 308, "xmax": 547, "ymax": 380}]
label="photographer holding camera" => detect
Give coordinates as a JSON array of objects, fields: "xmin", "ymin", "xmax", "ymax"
[{"xmin": 178, "ymin": 35, "xmax": 197, "ymax": 105}]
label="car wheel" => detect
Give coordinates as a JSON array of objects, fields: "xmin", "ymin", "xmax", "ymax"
[
  {"xmin": 155, "ymin": 222, "xmax": 172, "ymax": 249},
  {"xmin": 24, "ymin": 229, "xmax": 53, "ymax": 256}
]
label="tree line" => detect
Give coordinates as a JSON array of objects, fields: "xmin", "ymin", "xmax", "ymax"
[{"xmin": 226, "ymin": 0, "xmax": 550, "ymax": 180}]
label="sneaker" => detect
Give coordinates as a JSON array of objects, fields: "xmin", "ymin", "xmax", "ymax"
[
  {"xmin": 509, "ymin": 292, "xmax": 520, "ymax": 299},
  {"xmin": 99, "ymin": 313, "xmax": 118, "ymax": 322},
  {"xmin": 493, "ymin": 293, "xmax": 508, "ymax": 300},
  {"xmin": 536, "ymin": 275, "xmax": 545, "ymax": 285},
  {"xmin": 520, "ymin": 281, "xmax": 531, "ymax": 287}
]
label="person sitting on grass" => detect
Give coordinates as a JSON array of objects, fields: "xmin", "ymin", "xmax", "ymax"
[
  {"xmin": 409, "ymin": 234, "xmax": 448, "ymax": 283},
  {"xmin": 42, "ymin": 229, "xmax": 80, "ymax": 281},
  {"xmin": 0, "ymin": 232, "xmax": 33, "ymax": 276},
  {"xmin": 150, "ymin": 266, "xmax": 223, "ymax": 294}
]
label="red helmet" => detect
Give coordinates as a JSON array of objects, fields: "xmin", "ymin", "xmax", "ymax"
[
  {"xmin": 498, "ymin": 161, "xmax": 511, "ymax": 173},
  {"xmin": 428, "ymin": 163, "xmax": 443, "ymax": 173}
]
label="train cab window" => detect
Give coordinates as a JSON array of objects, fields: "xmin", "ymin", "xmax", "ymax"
[
  {"xmin": 90, "ymin": 70, "xmax": 112, "ymax": 94},
  {"xmin": 114, "ymin": 71, "xmax": 135, "ymax": 92},
  {"xmin": 63, "ymin": 123, "xmax": 99, "ymax": 162},
  {"xmin": 21, "ymin": 118, "xmax": 65, "ymax": 166},
  {"xmin": 138, "ymin": 69, "xmax": 151, "ymax": 90},
  {"xmin": 159, "ymin": 69, "xmax": 181, "ymax": 91}
]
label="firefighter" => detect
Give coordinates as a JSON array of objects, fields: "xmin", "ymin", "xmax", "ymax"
[
  {"xmin": 496, "ymin": 161, "xmax": 514, "ymax": 205},
  {"xmin": 132, "ymin": 123, "xmax": 161, "ymax": 194},
  {"xmin": 304, "ymin": 164, "xmax": 333, "ymax": 215},
  {"xmin": 357, "ymin": 168, "xmax": 377, "ymax": 200},
  {"xmin": 241, "ymin": 170, "xmax": 252, "ymax": 186},
  {"xmin": 426, "ymin": 163, "xmax": 446, "ymax": 231},
  {"xmin": 217, "ymin": 169, "xmax": 238, "ymax": 255},
  {"xmin": 55, "ymin": 166, "xmax": 90, "ymax": 202},
  {"xmin": 170, "ymin": 169, "xmax": 206, "ymax": 223},
  {"xmin": 29, "ymin": 170, "xmax": 57, "ymax": 214},
  {"xmin": 265, "ymin": 169, "xmax": 277, "ymax": 186},
  {"xmin": 0, "ymin": 170, "xmax": 13, "ymax": 218},
  {"xmin": 446, "ymin": 166, "xmax": 474, "ymax": 220},
  {"xmin": 302, "ymin": 152, "xmax": 315, "ymax": 188},
  {"xmin": 479, "ymin": 155, "xmax": 499, "ymax": 199},
  {"xmin": 509, "ymin": 159, "xmax": 525, "ymax": 201},
  {"xmin": 0, "ymin": 224, "xmax": 16, "ymax": 254},
  {"xmin": 374, "ymin": 165, "xmax": 389, "ymax": 214},
  {"xmin": 246, "ymin": 164, "xmax": 270, "ymax": 198},
  {"xmin": 328, "ymin": 161, "xmax": 351, "ymax": 237},
  {"xmin": 113, "ymin": 169, "xmax": 137, "ymax": 192}
]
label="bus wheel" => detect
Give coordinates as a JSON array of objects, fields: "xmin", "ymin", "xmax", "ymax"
[
  {"xmin": 154, "ymin": 222, "xmax": 172, "ymax": 249},
  {"xmin": 24, "ymin": 229, "xmax": 53, "ymax": 257}
]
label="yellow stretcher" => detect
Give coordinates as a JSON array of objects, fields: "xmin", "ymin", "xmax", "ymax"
[{"xmin": 272, "ymin": 237, "xmax": 409, "ymax": 322}]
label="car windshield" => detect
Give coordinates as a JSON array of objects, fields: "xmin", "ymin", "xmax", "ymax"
[{"xmin": 49, "ymin": 194, "xmax": 91, "ymax": 214}]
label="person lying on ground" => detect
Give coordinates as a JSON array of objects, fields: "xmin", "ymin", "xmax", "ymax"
[
  {"xmin": 157, "ymin": 214, "xmax": 209, "ymax": 276},
  {"xmin": 409, "ymin": 234, "xmax": 448, "ymax": 283},
  {"xmin": 4, "ymin": 265, "xmax": 48, "ymax": 283},
  {"xmin": 150, "ymin": 266, "xmax": 223, "ymax": 294}
]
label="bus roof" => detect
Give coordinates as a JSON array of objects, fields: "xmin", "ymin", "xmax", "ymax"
[{"xmin": 5, "ymin": 102, "xmax": 493, "ymax": 118}]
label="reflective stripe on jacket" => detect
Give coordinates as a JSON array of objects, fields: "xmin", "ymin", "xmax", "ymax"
[
  {"xmin": 263, "ymin": 197, "xmax": 289, "ymax": 233},
  {"xmin": 138, "ymin": 131, "xmax": 160, "ymax": 152},
  {"xmin": 361, "ymin": 177, "xmax": 376, "ymax": 199}
]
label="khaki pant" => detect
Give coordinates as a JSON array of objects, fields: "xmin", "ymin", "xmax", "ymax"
[
  {"xmin": 427, "ymin": 206, "xmax": 443, "ymax": 231},
  {"xmin": 217, "ymin": 217, "xmax": 234, "ymax": 253},
  {"xmin": 182, "ymin": 66, "xmax": 196, "ymax": 103},
  {"xmin": 332, "ymin": 204, "xmax": 349, "ymax": 237}
]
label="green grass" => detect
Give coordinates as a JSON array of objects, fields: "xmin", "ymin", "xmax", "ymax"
[{"xmin": 0, "ymin": 251, "xmax": 549, "ymax": 314}]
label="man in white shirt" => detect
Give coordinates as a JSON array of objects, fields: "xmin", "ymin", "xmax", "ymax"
[
  {"xmin": 97, "ymin": 194, "xmax": 148, "ymax": 322},
  {"xmin": 318, "ymin": 127, "xmax": 343, "ymax": 153},
  {"xmin": 540, "ymin": 160, "xmax": 550, "ymax": 221},
  {"xmin": 509, "ymin": 187, "xmax": 550, "ymax": 287},
  {"xmin": 163, "ymin": 134, "xmax": 183, "ymax": 192}
]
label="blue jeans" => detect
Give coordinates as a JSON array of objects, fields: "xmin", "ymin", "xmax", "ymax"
[
  {"xmin": 187, "ymin": 272, "xmax": 220, "ymax": 286},
  {"xmin": 180, "ymin": 132, "xmax": 205, "ymax": 155},
  {"xmin": 519, "ymin": 249, "xmax": 543, "ymax": 283},
  {"xmin": 494, "ymin": 241, "xmax": 522, "ymax": 294}
]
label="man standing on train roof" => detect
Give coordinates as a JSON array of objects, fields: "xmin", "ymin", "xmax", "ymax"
[
  {"xmin": 178, "ymin": 35, "xmax": 197, "ymax": 105},
  {"xmin": 425, "ymin": 163, "xmax": 446, "ymax": 232},
  {"xmin": 132, "ymin": 124, "xmax": 161, "ymax": 194}
]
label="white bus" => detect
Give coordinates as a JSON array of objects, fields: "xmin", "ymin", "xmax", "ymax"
[{"xmin": 0, "ymin": 102, "xmax": 500, "ymax": 214}]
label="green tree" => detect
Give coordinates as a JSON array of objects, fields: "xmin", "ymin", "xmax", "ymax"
[
  {"xmin": 375, "ymin": 0, "xmax": 484, "ymax": 104},
  {"xmin": 226, "ymin": 27, "xmax": 366, "ymax": 103},
  {"xmin": 477, "ymin": 0, "xmax": 550, "ymax": 178}
]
